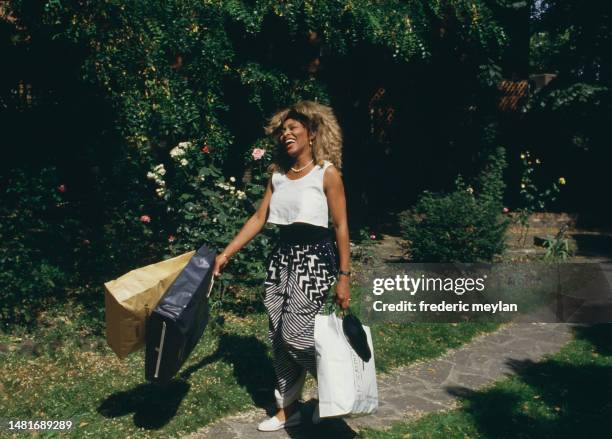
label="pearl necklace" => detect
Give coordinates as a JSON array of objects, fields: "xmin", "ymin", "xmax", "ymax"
[{"xmin": 291, "ymin": 159, "xmax": 314, "ymax": 173}]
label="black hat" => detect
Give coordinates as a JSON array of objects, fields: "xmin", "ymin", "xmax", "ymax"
[{"xmin": 342, "ymin": 312, "xmax": 371, "ymax": 362}]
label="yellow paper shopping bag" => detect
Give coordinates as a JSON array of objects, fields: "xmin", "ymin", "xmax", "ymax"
[{"xmin": 104, "ymin": 251, "xmax": 195, "ymax": 359}]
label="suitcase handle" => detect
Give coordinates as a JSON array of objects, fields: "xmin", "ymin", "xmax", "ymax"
[
  {"xmin": 154, "ymin": 321, "xmax": 167, "ymax": 379},
  {"xmin": 206, "ymin": 275, "xmax": 215, "ymax": 298}
]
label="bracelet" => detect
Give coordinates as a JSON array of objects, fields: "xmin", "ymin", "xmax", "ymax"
[
  {"xmin": 338, "ymin": 270, "xmax": 351, "ymax": 277},
  {"xmin": 221, "ymin": 252, "xmax": 231, "ymax": 261}
]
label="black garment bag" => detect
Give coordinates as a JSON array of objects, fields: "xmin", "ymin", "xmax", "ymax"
[{"xmin": 145, "ymin": 244, "xmax": 216, "ymax": 383}]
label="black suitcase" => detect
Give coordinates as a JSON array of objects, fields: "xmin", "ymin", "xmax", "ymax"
[{"xmin": 145, "ymin": 244, "xmax": 216, "ymax": 383}]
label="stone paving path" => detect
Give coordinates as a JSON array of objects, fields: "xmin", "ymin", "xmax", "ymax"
[{"xmin": 183, "ymin": 322, "xmax": 574, "ymax": 439}]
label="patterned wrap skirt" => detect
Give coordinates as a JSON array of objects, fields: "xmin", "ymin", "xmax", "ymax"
[{"xmin": 264, "ymin": 224, "xmax": 338, "ymax": 407}]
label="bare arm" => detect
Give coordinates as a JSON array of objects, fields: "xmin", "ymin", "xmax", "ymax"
[
  {"xmin": 324, "ymin": 165, "xmax": 351, "ymax": 309},
  {"xmin": 213, "ymin": 178, "xmax": 273, "ymax": 275}
]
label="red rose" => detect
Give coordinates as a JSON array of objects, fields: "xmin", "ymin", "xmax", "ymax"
[
  {"xmin": 58, "ymin": 184, "xmax": 67, "ymax": 193},
  {"xmin": 168, "ymin": 234, "xmax": 176, "ymax": 243},
  {"xmin": 139, "ymin": 215, "xmax": 151, "ymax": 223},
  {"xmin": 201, "ymin": 145, "xmax": 210, "ymax": 154}
]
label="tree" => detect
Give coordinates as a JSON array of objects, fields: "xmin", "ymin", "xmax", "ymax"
[{"xmin": 525, "ymin": 0, "xmax": 611, "ymax": 217}]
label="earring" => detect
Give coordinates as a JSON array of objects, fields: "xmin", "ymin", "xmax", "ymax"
[{"xmin": 309, "ymin": 139, "xmax": 313, "ymax": 147}]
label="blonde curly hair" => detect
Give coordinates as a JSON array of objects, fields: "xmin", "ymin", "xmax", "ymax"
[{"xmin": 264, "ymin": 100, "xmax": 343, "ymax": 174}]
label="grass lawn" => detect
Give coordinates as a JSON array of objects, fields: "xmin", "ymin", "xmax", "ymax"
[
  {"xmin": 0, "ymin": 280, "xmax": 499, "ymax": 439},
  {"xmin": 359, "ymin": 324, "xmax": 612, "ymax": 439}
]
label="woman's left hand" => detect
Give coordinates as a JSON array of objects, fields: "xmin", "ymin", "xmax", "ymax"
[{"xmin": 335, "ymin": 276, "xmax": 351, "ymax": 309}]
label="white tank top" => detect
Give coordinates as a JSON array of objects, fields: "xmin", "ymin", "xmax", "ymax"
[{"xmin": 268, "ymin": 161, "xmax": 333, "ymax": 228}]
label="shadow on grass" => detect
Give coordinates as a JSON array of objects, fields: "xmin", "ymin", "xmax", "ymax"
[
  {"xmin": 574, "ymin": 323, "xmax": 612, "ymax": 356},
  {"xmin": 180, "ymin": 331, "xmax": 277, "ymax": 410},
  {"xmin": 97, "ymin": 332, "xmax": 276, "ymax": 429},
  {"xmin": 444, "ymin": 324, "xmax": 612, "ymax": 438},
  {"xmin": 97, "ymin": 380, "xmax": 190, "ymax": 429}
]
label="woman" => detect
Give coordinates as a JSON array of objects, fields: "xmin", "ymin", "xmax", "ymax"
[{"xmin": 212, "ymin": 100, "xmax": 351, "ymax": 431}]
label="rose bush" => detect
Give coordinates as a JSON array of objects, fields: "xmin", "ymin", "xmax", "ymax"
[{"xmin": 153, "ymin": 139, "xmax": 277, "ymax": 289}]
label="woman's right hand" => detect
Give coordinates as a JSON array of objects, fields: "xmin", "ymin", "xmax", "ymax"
[{"xmin": 213, "ymin": 253, "xmax": 229, "ymax": 277}]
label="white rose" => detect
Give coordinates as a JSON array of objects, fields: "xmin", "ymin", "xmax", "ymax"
[
  {"xmin": 147, "ymin": 171, "xmax": 156, "ymax": 180},
  {"xmin": 170, "ymin": 147, "xmax": 186, "ymax": 158},
  {"xmin": 180, "ymin": 158, "xmax": 189, "ymax": 166},
  {"xmin": 229, "ymin": 176, "xmax": 236, "ymax": 183},
  {"xmin": 178, "ymin": 141, "xmax": 192, "ymax": 149},
  {"xmin": 154, "ymin": 164, "xmax": 166, "ymax": 175}
]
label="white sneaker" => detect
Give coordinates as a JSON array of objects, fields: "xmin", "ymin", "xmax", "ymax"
[{"xmin": 257, "ymin": 411, "xmax": 302, "ymax": 432}]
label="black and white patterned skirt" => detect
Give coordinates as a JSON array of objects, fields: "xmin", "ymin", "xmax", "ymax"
[{"xmin": 263, "ymin": 224, "xmax": 339, "ymax": 398}]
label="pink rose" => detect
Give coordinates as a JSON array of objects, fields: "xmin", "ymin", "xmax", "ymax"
[
  {"xmin": 502, "ymin": 207, "xmax": 509, "ymax": 214},
  {"xmin": 139, "ymin": 215, "xmax": 151, "ymax": 223},
  {"xmin": 83, "ymin": 239, "xmax": 90, "ymax": 245},
  {"xmin": 370, "ymin": 234, "xmax": 376, "ymax": 240},
  {"xmin": 251, "ymin": 148, "xmax": 266, "ymax": 160},
  {"xmin": 58, "ymin": 184, "xmax": 67, "ymax": 193},
  {"xmin": 168, "ymin": 234, "xmax": 176, "ymax": 243}
]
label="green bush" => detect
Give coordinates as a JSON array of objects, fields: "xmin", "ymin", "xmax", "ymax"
[
  {"xmin": 0, "ymin": 167, "xmax": 72, "ymax": 327},
  {"xmin": 400, "ymin": 147, "xmax": 509, "ymax": 263},
  {"xmin": 0, "ymin": 163, "xmax": 161, "ymax": 327},
  {"xmin": 0, "ymin": 246, "xmax": 69, "ymax": 329}
]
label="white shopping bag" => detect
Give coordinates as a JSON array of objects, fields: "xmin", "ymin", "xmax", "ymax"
[{"xmin": 315, "ymin": 313, "xmax": 378, "ymax": 418}]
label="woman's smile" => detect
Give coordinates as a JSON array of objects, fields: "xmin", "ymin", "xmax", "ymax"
[{"xmin": 284, "ymin": 138, "xmax": 297, "ymax": 151}]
